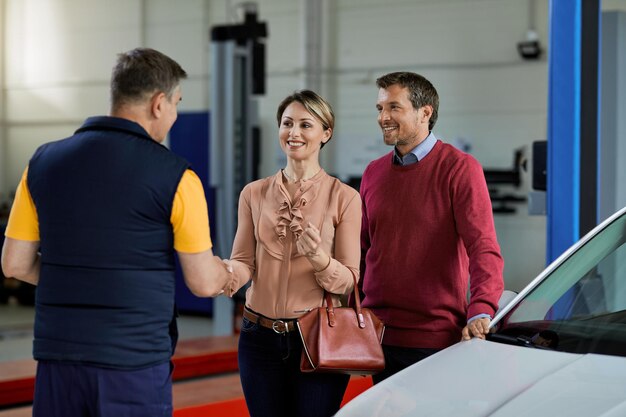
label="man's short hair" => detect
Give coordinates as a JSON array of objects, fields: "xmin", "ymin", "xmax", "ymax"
[
  {"xmin": 110, "ymin": 48, "xmax": 187, "ymax": 111},
  {"xmin": 376, "ymin": 71, "xmax": 439, "ymax": 130}
]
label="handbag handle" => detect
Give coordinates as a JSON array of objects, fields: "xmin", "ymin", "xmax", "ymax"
[
  {"xmin": 324, "ymin": 275, "xmax": 365, "ymax": 329},
  {"xmin": 318, "ymin": 179, "xmax": 365, "ymax": 328}
]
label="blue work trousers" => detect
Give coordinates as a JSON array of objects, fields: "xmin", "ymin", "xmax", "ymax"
[{"xmin": 33, "ymin": 360, "xmax": 173, "ymax": 417}]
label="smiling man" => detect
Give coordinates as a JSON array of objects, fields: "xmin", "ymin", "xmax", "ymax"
[{"xmin": 358, "ymin": 71, "xmax": 504, "ymax": 384}]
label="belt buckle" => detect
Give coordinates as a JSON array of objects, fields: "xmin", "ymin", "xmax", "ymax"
[{"xmin": 272, "ymin": 320, "xmax": 288, "ymax": 334}]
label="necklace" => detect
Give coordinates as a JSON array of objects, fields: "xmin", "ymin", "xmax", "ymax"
[{"xmin": 282, "ymin": 168, "xmax": 320, "ymax": 183}]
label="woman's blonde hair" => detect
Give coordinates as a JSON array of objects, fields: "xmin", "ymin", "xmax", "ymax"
[{"xmin": 276, "ymin": 90, "xmax": 335, "ymax": 148}]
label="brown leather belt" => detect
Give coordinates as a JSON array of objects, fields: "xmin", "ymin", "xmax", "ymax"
[{"xmin": 243, "ymin": 308, "xmax": 297, "ymax": 334}]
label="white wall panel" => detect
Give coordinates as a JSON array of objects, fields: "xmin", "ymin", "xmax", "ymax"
[
  {"xmin": 604, "ymin": 0, "xmax": 626, "ymax": 12},
  {"xmin": 5, "ymin": 0, "xmax": 141, "ymax": 87},
  {"xmin": 441, "ymin": 113, "xmax": 545, "ymax": 167},
  {"xmin": 334, "ymin": 0, "xmax": 543, "ymax": 68},
  {"xmin": 178, "ymin": 78, "xmax": 208, "ymax": 112},
  {"xmin": 256, "ymin": 4, "xmax": 302, "ymax": 75},
  {"xmin": 600, "ymin": 11, "xmax": 626, "ymax": 221},
  {"xmin": 144, "ymin": 0, "xmax": 208, "ymax": 78},
  {"xmin": 6, "ymin": 85, "xmax": 108, "ymax": 122},
  {"xmin": 494, "ymin": 214, "xmax": 546, "ymax": 292},
  {"xmin": 5, "ymin": 125, "xmax": 77, "ymax": 191}
]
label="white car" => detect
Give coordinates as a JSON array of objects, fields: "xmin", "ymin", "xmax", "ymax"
[{"xmin": 337, "ymin": 206, "xmax": 626, "ymax": 417}]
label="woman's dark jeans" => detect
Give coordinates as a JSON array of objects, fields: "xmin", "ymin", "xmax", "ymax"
[{"xmin": 238, "ymin": 317, "xmax": 350, "ymax": 417}]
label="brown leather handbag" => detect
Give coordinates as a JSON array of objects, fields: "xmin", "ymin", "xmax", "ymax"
[{"xmin": 296, "ymin": 277, "xmax": 385, "ymax": 375}]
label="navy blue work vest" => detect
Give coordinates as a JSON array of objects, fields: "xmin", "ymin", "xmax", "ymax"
[{"xmin": 27, "ymin": 116, "xmax": 190, "ymax": 369}]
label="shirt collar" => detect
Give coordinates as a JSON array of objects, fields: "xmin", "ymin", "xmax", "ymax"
[
  {"xmin": 76, "ymin": 116, "xmax": 154, "ymax": 142},
  {"xmin": 393, "ymin": 132, "xmax": 437, "ymax": 166}
]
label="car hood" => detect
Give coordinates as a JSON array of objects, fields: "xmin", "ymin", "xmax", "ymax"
[{"xmin": 337, "ymin": 339, "xmax": 626, "ymax": 417}]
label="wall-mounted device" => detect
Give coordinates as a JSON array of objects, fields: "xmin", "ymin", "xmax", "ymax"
[{"xmin": 483, "ymin": 147, "xmax": 527, "ymax": 214}]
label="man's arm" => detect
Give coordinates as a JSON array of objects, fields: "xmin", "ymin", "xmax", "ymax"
[
  {"xmin": 177, "ymin": 248, "xmax": 231, "ymax": 297},
  {"xmin": 171, "ymin": 170, "xmax": 234, "ymax": 297},
  {"xmin": 1, "ymin": 237, "xmax": 41, "ymax": 286},
  {"xmin": 357, "ymin": 167, "xmax": 372, "ymax": 301},
  {"xmin": 2, "ymin": 167, "xmax": 40, "ymax": 286},
  {"xmin": 452, "ymin": 155, "xmax": 504, "ymax": 340}
]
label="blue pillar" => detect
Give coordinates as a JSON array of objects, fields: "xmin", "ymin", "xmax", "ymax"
[
  {"xmin": 547, "ymin": 0, "xmax": 581, "ymax": 263},
  {"xmin": 547, "ymin": 0, "xmax": 602, "ymax": 264},
  {"xmin": 547, "ymin": 0, "xmax": 602, "ymax": 319}
]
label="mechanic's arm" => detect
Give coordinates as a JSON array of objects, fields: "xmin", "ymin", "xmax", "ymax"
[
  {"xmin": 172, "ymin": 169, "xmax": 232, "ymax": 298},
  {"xmin": 1, "ymin": 237, "xmax": 40, "ymax": 286},
  {"xmin": 2, "ymin": 167, "xmax": 40, "ymax": 285},
  {"xmin": 177, "ymin": 249, "xmax": 231, "ymax": 297}
]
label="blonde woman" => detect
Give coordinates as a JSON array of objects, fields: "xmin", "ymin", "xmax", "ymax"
[{"xmin": 223, "ymin": 90, "xmax": 361, "ymax": 417}]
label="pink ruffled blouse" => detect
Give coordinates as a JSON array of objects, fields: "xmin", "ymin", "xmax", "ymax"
[{"xmin": 225, "ymin": 169, "xmax": 361, "ymax": 320}]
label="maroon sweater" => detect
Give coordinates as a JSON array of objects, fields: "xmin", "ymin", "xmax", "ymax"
[{"xmin": 360, "ymin": 140, "xmax": 504, "ymax": 349}]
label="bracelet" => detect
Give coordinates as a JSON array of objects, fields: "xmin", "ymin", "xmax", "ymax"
[{"xmin": 314, "ymin": 256, "xmax": 332, "ymax": 272}]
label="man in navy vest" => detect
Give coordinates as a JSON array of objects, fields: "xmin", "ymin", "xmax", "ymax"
[{"xmin": 1, "ymin": 48, "xmax": 232, "ymax": 417}]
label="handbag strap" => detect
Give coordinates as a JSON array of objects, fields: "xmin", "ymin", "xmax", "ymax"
[
  {"xmin": 324, "ymin": 274, "xmax": 365, "ymax": 329},
  {"xmin": 318, "ymin": 177, "xmax": 365, "ymax": 328}
]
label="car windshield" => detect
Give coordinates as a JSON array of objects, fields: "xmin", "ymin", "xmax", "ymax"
[{"xmin": 494, "ymin": 210, "xmax": 626, "ymax": 356}]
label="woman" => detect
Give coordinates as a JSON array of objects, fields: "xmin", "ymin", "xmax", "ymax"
[{"xmin": 223, "ymin": 90, "xmax": 361, "ymax": 417}]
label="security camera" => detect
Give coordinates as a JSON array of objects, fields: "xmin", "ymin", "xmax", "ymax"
[{"xmin": 517, "ymin": 30, "xmax": 542, "ymax": 60}]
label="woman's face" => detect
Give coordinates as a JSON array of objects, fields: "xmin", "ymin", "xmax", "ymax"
[{"xmin": 279, "ymin": 102, "xmax": 331, "ymax": 162}]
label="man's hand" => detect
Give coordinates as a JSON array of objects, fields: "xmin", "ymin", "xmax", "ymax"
[
  {"xmin": 178, "ymin": 249, "xmax": 232, "ymax": 297},
  {"xmin": 461, "ymin": 317, "xmax": 491, "ymax": 341}
]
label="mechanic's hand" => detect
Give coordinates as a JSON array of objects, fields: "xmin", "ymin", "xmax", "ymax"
[{"xmin": 461, "ymin": 317, "xmax": 491, "ymax": 341}]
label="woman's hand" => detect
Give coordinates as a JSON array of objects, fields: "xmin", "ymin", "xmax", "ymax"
[{"xmin": 296, "ymin": 222, "xmax": 331, "ymax": 272}]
